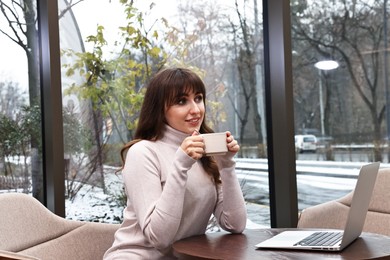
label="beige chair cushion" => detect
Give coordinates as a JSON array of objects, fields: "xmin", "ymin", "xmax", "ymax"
[
  {"xmin": 0, "ymin": 193, "xmax": 120, "ymax": 260},
  {"xmin": 0, "ymin": 249, "xmax": 40, "ymax": 260},
  {"xmin": 298, "ymin": 167, "xmax": 390, "ymax": 236}
]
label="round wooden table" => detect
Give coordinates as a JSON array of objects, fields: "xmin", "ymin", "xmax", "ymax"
[{"xmin": 173, "ymin": 229, "xmax": 390, "ymax": 259}]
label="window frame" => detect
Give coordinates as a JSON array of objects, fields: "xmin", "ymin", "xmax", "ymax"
[{"xmin": 38, "ymin": 0, "xmax": 65, "ymax": 216}]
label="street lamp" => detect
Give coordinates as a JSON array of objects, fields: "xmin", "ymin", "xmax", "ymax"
[{"xmin": 314, "ymin": 60, "xmax": 339, "ymax": 136}]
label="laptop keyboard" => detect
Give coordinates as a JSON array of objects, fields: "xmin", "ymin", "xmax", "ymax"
[{"xmin": 294, "ymin": 232, "xmax": 343, "ymax": 247}]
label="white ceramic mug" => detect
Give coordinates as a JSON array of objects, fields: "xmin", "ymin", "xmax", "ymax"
[{"xmin": 200, "ymin": 132, "xmax": 228, "ymax": 156}]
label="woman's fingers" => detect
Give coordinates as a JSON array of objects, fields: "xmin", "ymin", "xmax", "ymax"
[
  {"xmin": 181, "ymin": 135, "xmax": 205, "ymax": 159},
  {"xmin": 226, "ymin": 131, "xmax": 240, "ymax": 153}
]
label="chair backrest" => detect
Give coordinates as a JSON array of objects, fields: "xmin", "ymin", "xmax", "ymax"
[
  {"xmin": 298, "ymin": 167, "xmax": 390, "ymax": 236},
  {"xmin": 0, "ymin": 193, "xmax": 81, "ymax": 252},
  {"xmin": 0, "ymin": 193, "xmax": 119, "ymax": 260}
]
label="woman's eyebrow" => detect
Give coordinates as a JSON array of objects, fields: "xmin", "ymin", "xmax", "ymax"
[{"xmin": 177, "ymin": 92, "xmax": 189, "ymax": 97}]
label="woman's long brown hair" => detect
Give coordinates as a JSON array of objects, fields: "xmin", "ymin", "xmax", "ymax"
[{"xmin": 120, "ymin": 67, "xmax": 221, "ymax": 184}]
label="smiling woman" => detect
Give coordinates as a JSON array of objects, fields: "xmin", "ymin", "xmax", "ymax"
[{"xmin": 103, "ymin": 67, "xmax": 247, "ymax": 259}]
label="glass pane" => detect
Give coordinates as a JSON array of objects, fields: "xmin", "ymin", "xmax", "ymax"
[
  {"xmin": 58, "ymin": 0, "xmax": 126, "ymax": 223},
  {"xmin": 291, "ymin": 1, "xmax": 385, "ymax": 211},
  {"xmin": 59, "ymin": 0, "xmax": 269, "ymax": 228},
  {"xmin": 0, "ymin": 1, "xmax": 43, "ymax": 199}
]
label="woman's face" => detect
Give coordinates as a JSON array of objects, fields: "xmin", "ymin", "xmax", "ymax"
[{"xmin": 165, "ymin": 91, "xmax": 205, "ymax": 134}]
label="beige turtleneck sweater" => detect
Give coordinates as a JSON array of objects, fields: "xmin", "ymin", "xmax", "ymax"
[{"xmin": 104, "ymin": 125, "xmax": 247, "ymax": 259}]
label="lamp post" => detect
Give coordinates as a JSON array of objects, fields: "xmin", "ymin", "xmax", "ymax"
[{"xmin": 314, "ymin": 60, "xmax": 339, "ymax": 136}]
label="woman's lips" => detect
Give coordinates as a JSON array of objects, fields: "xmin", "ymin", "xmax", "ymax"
[{"xmin": 186, "ymin": 117, "xmax": 201, "ymax": 126}]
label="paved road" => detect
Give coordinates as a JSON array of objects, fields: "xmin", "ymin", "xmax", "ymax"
[
  {"xmin": 237, "ymin": 164, "xmax": 358, "ymax": 228},
  {"xmin": 241, "ymin": 180, "xmax": 355, "ymax": 227},
  {"xmin": 238, "ymin": 169, "xmax": 355, "ymax": 209},
  {"xmin": 296, "ymin": 149, "xmax": 388, "ymax": 162}
]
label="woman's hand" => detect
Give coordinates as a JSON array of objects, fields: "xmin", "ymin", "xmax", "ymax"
[
  {"xmin": 213, "ymin": 131, "xmax": 239, "ymax": 169},
  {"xmin": 181, "ymin": 130, "xmax": 205, "ymax": 160},
  {"xmin": 226, "ymin": 131, "xmax": 240, "ymax": 154}
]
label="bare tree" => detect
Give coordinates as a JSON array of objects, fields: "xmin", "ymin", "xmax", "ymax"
[
  {"xmin": 227, "ymin": 0, "xmax": 265, "ymax": 157},
  {"xmin": 0, "ymin": 0, "xmax": 86, "ymax": 199},
  {"xmin": 0, "ymin": 0, "xmax": 43, "ymax": 199},
  {"xmin": 292, "ymin": 1, "xmax": 386, "ymax": 161}
]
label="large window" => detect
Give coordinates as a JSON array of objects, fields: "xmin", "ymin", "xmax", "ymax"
[
  {"xmin": 4, "ymin": 0, "xmax": 385, "ymax": 230},
  {"xmin": 291, "ymin": 1, "xmax": 389, "ymax": 212}
]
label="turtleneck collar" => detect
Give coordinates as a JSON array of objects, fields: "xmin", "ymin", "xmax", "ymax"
[{"xmin": 160, "ymin": 124, "xmax": 190, "ymax": 147}]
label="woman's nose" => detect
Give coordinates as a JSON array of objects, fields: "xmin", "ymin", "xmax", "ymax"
[{"xmin": 189, "ymin": 101, "xmax": 200, "ymax": 113}]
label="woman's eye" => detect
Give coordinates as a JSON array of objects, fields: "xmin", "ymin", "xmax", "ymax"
[
  {"xmin": 177, "ymin": 98, "xmax": 186, "ymax": 105},
  {"xmin": 195, "ymin": 95, "xmax": 203, "ymax": 103}
]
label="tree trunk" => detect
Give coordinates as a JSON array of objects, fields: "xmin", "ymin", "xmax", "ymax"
[{"xmin": 25, "ymin": 0, "xmax": 44, "ymax": 201}]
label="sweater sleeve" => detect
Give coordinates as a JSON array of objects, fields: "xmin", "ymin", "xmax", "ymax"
[
  {"xmin": 122, "ymin": 143, "xmax": 195, "ymax": 249},
  {"xmin": 213, "ymin": 153, "xmax": 247, "ymax": 233}
]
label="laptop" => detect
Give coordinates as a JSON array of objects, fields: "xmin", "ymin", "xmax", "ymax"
[{"xmin": 255, "ymin": 162, "xmax": 380, "ymax": 252}]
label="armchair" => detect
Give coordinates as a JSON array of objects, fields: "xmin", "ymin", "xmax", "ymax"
[{"xmin": 0, "ymin": 193, "xmax": 120, "ymax": 260}]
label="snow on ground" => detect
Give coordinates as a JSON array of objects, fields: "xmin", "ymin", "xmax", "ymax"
[{"xmin": 66, "ymin": 167, "xmax": 125, "ymax": 223}]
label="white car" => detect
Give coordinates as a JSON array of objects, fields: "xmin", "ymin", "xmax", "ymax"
[{"xmin": 295, "ymin": 135, "xmax": 317, "ymax": 153}]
